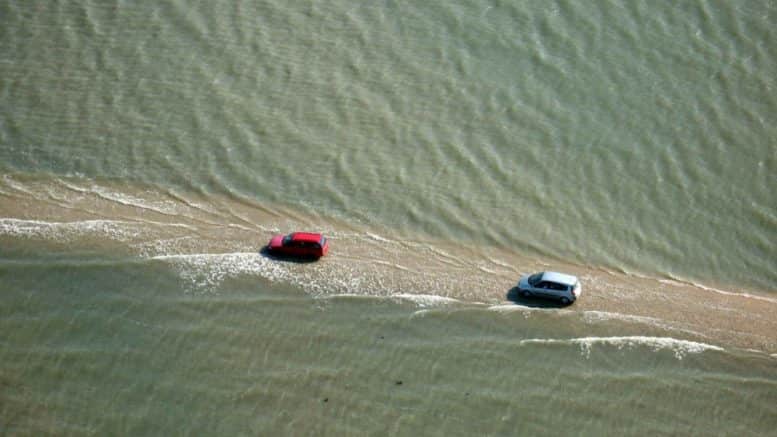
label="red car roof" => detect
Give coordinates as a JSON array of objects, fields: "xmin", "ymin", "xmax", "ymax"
[{"xmin": 289, "ymin": 232, "xmax": 324, "ymax": 243}]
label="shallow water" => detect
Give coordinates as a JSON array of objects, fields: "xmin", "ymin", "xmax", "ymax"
[
  {"xmin": 1, "ymin": 1, "xmax": 776, "ymax": 434},
  {"xmin": 3, "ymin": 250, "xmax": 777, "ymax": 435}
]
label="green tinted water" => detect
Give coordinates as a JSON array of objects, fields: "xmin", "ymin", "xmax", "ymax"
[{"xmin": 1, "ymin": 1, "xmax": 776, "ymax": 434}]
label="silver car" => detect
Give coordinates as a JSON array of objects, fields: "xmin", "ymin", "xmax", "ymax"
[{"xmin": 517, "ymin": 271, "xmax": 582, "ymax": 305}]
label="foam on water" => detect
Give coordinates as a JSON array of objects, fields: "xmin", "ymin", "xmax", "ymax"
[
  {"xmin": 1, "ymin": 176, "xmax": 776, "ymax": 353},
  {"xmin": 0, "ymin": 218, "xmax": 141, "ymax": 242},
  {"xmin": 149, "ymin": 251, "xmax": 395, "ymax": 297},
  {"xmin": 150, "ymin": 252, "xmax": 288, "ymax": 293},
  {"xmin": 582, "ymin": 310, "xmax": 705, "ymax": 338},
  {"xmin": 365, "ymin": 232, "xmax": 392, "ymax": 243},
  {"xmin": 487, "ymin": 304, "xmax": 561, "ymax": 315},
  {"xmin": 370, "ymin": 259, "xmax": 414, "ymax": 272},
  {"xmin": 58, "ymin": 182, "xmax": 180, "ymax": 216},
  {"xmin": 659, "ymin": 278, "xmax": 777, "ymax": 304},
  {"xmin": 2, "ymin": 1, "xmax": 777, "ymax": 434},
  {"xmin": 519, "ymin": 336, "xmax": 725, "ymax": 360},
  {"xmin": 392, "ymin": 293, "xmax": 462, "ymax": 308}
]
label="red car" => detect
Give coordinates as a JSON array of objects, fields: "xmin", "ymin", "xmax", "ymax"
[{"xmin": 266, "ymin": 232, "xmax": 329, "ymax": 259}]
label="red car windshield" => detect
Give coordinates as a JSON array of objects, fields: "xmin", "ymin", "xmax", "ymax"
[{"xmin": 283, "ymin": 233, "xmax": 325, "ymax": 247}]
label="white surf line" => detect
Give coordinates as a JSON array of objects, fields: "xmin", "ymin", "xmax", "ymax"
[
  {"xmin": 164, "ymin": 189, "xmax": 223, "ymax": 216},
  {"xmin": 60, "ymin": 181, "xmax": 183, "ymax": 215},
  {"xmin": 595, "ymin": 262, "xmax": 777, "ymax": 305},
  {"xmin": 392, "ymin": 293, "xmax": 462, "ymax": 308},
  {"xmin": 0, "ymin": 177, "xmax": 96, "ymax": 213},
  {"xmin": 476, "ymin": 264, "xmax": 505, "ymax": 275},
  {"xmin": 220, "ymin": 209, "xmax": 267, "ymax": 232},
  {"xmin": 1, "ymin": 175, "xmax": 37, "ymax": 196},
  {"xmin": 425, "ymin": 245, "xmax": 469, "ymax": 267},
  {"xmin": 55, "ymin": 179, "xmax": 228, "ymax": 227},
  {"xmin": 148, "ymin": 251, "xmax": 262, "ymax": 260},
  {"xmin": 487, "ymin": 303, "xmax": 566, "ymax": 314},
  {"xmin": 133, "ymin": 235, "xmax": 197, "ymax": 248},
  {"xmin": 370, "ymin": 259, "xmax": 414, "ymax": 272},
  {"xmin": 519, "ymin": 336, "xmax": 725, "ymax": 359},
  {"xmin": 364, "ymin": 232, "xmax": 394, "ymax": 243},
  {"xmin": 0, "ymin": 218, "xmax": 145, "ymax": 244},
  {"xmin": 0, "ymin": 218, "xmax": 137, "ymax": 231},
  {"xmin": 2, "ymin": 179, "xmax": 151, "ymax": 224},
  {"xmin": 318, "ymin": 293, "xmax": 384, "ymax": 300},
  {"xmin": 131, "ymin": 218, "xmax": 196, "ymax": 230},
  {"xmin": 224, "ymin": 222, "xmax": 259, "ymax": 232},
  {"xmin": 658, "ymin": 278, "xmax": 777, "ymax": 304},
  {"xmin": 0, "ymin": 217, "xmax": 195, "ymax": 232},
  {"xmin": 582, "ymin": 310, "xmax": 708, "ymax": 339},
  {"xmin": 485, "ymin": 256, "xmax": 520, "ymax": 273}
]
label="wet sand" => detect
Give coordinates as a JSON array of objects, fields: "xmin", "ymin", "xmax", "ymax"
[{"xmin": 2, "ymin": 175, "xmax": 776, "ymax": 354}]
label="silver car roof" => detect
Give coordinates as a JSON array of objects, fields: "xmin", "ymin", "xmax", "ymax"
[{"xmin": 541, "ymin": 271, "xmax": 579, "ymax": 286}]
